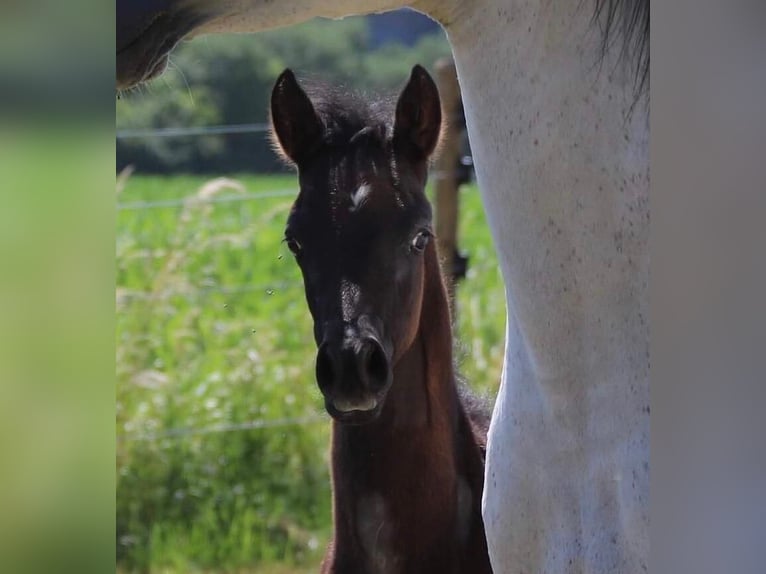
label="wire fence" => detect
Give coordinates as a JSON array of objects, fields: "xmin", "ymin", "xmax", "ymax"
[
  {"xmin": 116, "ymin": 123, "xmax": 271, "ymax": 140},
  {"xmin": 117, "ymin": 122, "xmax": 481, "ymax": 443},
  {"xmin": 116, "ymin": 281, "xmax": 303, "ymax": 303},
  {"xmin": 117, "ymin": 188, "xmax": 299, "ymax": 211},
  {"xmin": 117, "ymin": 261, "xmax": 497, "ymax": 305},
  {"xmin": 119, "ymin": 414, "xmax": 326, "ymax": 443},
  {"xmin": 116, "ymin": 120, "xmax": 469, "ymax": 198},
  {"xmin": 116, "ymin": 174, "xmax": 460, "ymax": 212},
  {"xmin": 117, "ymin": 124, "xmax": 315, "ymax": 442}
]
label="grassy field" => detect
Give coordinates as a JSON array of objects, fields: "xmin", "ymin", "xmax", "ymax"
[{"xmin": 116, "ymin": 173, "xmax": 505, "ymax": 573}]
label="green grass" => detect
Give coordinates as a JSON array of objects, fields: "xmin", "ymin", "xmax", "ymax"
[{"xmin": 116, "ymin": 173, "xmax": 504, "ymax": 573}]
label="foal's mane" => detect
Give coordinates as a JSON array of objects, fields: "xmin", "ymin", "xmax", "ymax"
[{"xmin": 303, "ymin": 81, "xmax": 396, "ymax": 149}]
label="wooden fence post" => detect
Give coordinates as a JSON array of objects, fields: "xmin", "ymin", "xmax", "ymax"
[{"xmin": 433, "ymin": 57, "xmax": 462, "ymax": 313}]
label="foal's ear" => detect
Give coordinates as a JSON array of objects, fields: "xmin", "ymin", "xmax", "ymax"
[
  {"xmin": 393, "ymin": 65, "xmax": 442, "ymax": 160},
  {"xmin": 270, "ymin": 69, "xmax": 323, "ymax": 164}
]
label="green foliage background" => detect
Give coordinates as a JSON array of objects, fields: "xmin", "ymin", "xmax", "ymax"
[
  {"xmin": 116, "ymin": 18, "xmax": 453, "ymax": 174},
  {"xmin": 116, "ymin": 15, "xmax": 503, "ymax": 573},
  {"xmin": 116, "ymin": 175, "xmax": 504, "ymax": 573}
]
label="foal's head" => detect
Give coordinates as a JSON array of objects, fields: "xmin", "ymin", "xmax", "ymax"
[{"xmin": 270, "ymin": 66, "xmax": 442, "ymax": 424}]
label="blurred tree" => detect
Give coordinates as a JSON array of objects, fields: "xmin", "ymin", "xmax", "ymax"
[{"xmin": 116, "ymin": 16, "xmax": 451, "ymax": 174}]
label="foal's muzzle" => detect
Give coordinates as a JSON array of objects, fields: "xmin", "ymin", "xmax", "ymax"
[{"xmin": 315, "ymin": 332, "xmax": 392, "ymax": 424}]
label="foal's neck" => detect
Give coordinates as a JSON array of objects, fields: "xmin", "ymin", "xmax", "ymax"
[
  {"xmin": 328, "ymin": 248, "xmax": 485, "ymax": 572},
  {"xmin": 335, "ymin": 245, "xmax": 456, "ymax": 439},
  {"xmin": 332, "ymin": 245, "xmax": 459, "ymax": 480}
]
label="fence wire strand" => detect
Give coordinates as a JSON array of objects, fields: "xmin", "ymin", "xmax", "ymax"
[
  {"xmin": 116, "ymin": 262, "xmax": 499, "ymax": 304},
  {"xmin": 120, "ymin": 414, "xmax": 327, "ymax": 443},
  {"xmin": 116, "ymin": 124, "xmax": 483, "ymax": 446},
  {"xmin": 117, "ymin": 123, "xmax": 272, "ymax": 139},
  {"xmin": 117, "ymin": 188, "xmax": 298, "ymax": 211},
  {"xmin": 117, "ymin": 281, "xmax": 303, "ymax": 303},
  {"xmin": 117, "ymin": 174, "xmax": 461, "ymax": 211}
]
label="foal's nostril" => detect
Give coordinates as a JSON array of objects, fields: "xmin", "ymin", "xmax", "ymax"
[
  {"xmin": 359, "ymin": 338, "xmax": 390, "ymax": 391},
  {"xmin": 316, "ymin": 343, "xmax": 339, "ymax": 393},
  {"xmin": 317, "ymin": 337, "xmax": 389, "ymax": 396}
]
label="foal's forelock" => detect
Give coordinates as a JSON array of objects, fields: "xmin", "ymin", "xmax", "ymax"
[{"xmin": 301, "ymin": 145, "xmax": 421, "ymax": 223}]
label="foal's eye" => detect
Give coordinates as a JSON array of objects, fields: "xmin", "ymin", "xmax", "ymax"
[
  {"xmin": 410, "ymin": 230, "xmax": 431, "ymax": 254},
  {"xmin": 284, "ymin": 236, "xmax": 302, "ymax": 256}
]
